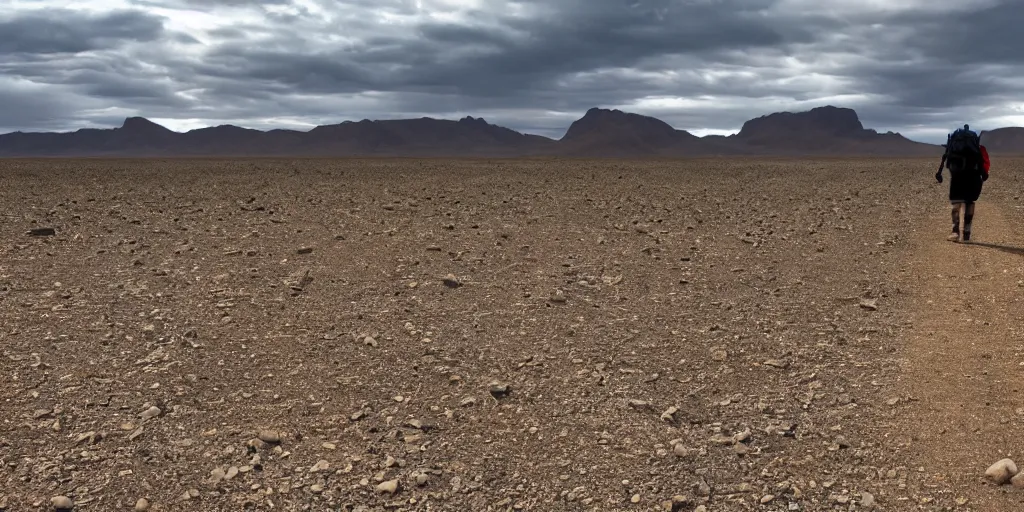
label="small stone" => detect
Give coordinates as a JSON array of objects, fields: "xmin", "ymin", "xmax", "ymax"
[
  {"xmin": 376, "ymin": 479, "xmax": 400, "ymax": 494},
  {"xmin": 1012, "ymin": 472, "xmax": 1024, "ymax": 488},
  {"xmin": 309, "ymin": 484, "xmax": 323, "ymax": 494},
  {"xmin": 51, "ymin": 496, "xmax": 73, "ymax": 510},
  {"xmin": 660, "ymin": 406, "xmax": 678, "ymax": 422},
  {"xmin": 225, "ymin": 466, "xmax": 239, "ymax": 480},
  {"xmin": 672, "ymin": 443, "xmax": 689, "ymax": 457},
  {"xmin": 209, "ymin": 467, "xmax": 226, "ymax": 482},
  {"xmin": 258, "ymin": 430, "xmax": 281, "ymax": 444},
  {"xmin": 442, "ymin": 274, "xmax": 462, "ymax": 288},
  {"xmin": 631, "ymin": 494, "xmax": 641, "ymax": 503},
  {"xmin": 297, "ymin": 247, "xmax": 313, "ymax": 255},
  {"xmin": 859, "ymin": 298, "xmax": 878, "ymax": 311},
  {"xmin": 489, "ymin": 382, "xmax": 512, "ymax": 399},
  {"xmin": 351, "ymin": 409, "xmax": 367, "ymax": 421},
  {"xmin": 322, "ymin": 442, "xmax": 337, "ymax": 450},
  {"xmin": 764, "ymin": 359, "xmax": 789, "ymax": 369},
  {"xmin": 416, "ymin": 473, "xmax": 429, "ymax": 486},
  {"xmin": 985, "ymin": 458, "xmax": 1018, "ymax": 485},
  {"xmin": 29, "ymin": 227, "xmax": 56, "ymax": 237},
  {"xmin": 140, "ymin": 406, "xmax": 162, "ymax": 420},
  {"xmin": 860, "ymin": 491, "xmax": 875, "ymax": 508},
  {"xmin": 310, "ymin": 460, "xmax": 330, "ymax": 473},
  {"xmin": 134, "ymin": 498, "xmax": 150, "ymax": 511},
  {"xmin": 761, "ymin": 494, "xmax": 775, "ymax": 504}
]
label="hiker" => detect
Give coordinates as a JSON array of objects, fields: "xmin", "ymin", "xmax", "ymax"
[{"xmin": 935, "ymin": 124, "xmax": 989, "ymax": 242}]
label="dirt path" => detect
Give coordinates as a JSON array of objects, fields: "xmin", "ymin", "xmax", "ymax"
[{"xmin": 901, "ymin": 199, "xmax": 1024, "ymax": 510}]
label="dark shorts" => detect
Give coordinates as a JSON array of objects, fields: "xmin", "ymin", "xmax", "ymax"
[{"xmin": 947, "ymin": 158, "xmax": 984, "ymax": 203}]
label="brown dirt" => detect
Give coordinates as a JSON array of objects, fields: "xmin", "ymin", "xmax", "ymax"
[
  {"xmin": 0, "ymin": 157, "xmax": 1022, "ymax": 511},
  {"xmin": 899, "ymin": 198, "xmax": 1024, "ymax": 511}
]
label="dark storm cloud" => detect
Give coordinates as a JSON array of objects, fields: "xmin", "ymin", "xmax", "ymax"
[
  {"xmin": 2, "ymin": 0, "xmax": 1024, "ymax": 141},
  {"xmin": 193, "ymin": 0, "xmax": 811, "ymax": 99},
  {"xmin": 890, "ymin": 1, "xmax": 1024, "ymax": 66},
  {"xmin": 0, "ymin": 9, "xmax": 166, "ymax": 54}
]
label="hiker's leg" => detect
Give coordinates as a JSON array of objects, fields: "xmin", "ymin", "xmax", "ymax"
[
  {"xmin": 964, "ymin": 202, "xmax": 976, "ymax": 241},
  {"xmin": 951, "ymin": 202, "xmax": 962, "ymax": 234}
]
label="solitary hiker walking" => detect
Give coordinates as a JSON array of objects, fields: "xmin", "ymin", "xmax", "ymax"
[{"xmin": 936, "ymin": 124, "xmax": 989, "ymax": 243}]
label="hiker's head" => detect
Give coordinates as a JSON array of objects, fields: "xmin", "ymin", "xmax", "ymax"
[{"xmin": 964, "ymin": 124, "xmax": 970, "ymax": 131}]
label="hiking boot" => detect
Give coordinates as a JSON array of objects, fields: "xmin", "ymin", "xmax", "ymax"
[
  {"xmin": 947, "ymin": 232, "xmax": 960, "ymax": 242},
  {"xmin": 963, "ymin": 231, "xmax": 972, "ymax": 243}
]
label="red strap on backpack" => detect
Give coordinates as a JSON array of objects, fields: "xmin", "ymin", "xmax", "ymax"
[{"xmin": 981, "ymin": 145, "xmax": 991, "ymax": 175}]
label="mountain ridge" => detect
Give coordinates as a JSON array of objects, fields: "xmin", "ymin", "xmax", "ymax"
[{"xmin": 0, "ymin": 105, "xmax": 1000, "ymax": 157}]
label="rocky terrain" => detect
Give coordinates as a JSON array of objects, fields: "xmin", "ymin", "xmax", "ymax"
[{"xmin": 1, "ymin": 157, "xmax": 1023, "ymax": 511}]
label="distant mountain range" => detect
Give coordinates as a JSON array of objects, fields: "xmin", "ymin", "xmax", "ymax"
[{"xmin": 1, "ymin": 105, "xmax": 1015, "ymax": 158}]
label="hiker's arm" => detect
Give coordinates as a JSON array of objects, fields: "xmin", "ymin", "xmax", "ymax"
[{"xmin": 935, "ymin": 154, "xmax": 946, "ymax": 182}]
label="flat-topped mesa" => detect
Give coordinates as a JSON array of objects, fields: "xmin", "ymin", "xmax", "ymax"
[
  {"xmin": 737, "ymin": 105, "xmax": 867, "ymax": 140},
  {"xmin": 977, "ymin": 127, "xmax": 1024, "ymax": 154},
  {"xmin": 119, "ymin": 116, "xmax": 174, "ymax": 134}
]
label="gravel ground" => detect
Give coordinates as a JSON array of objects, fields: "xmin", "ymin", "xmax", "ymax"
[{"xmin": 1, "ymin": 157, "xmax": 1022, "ymax": 511}]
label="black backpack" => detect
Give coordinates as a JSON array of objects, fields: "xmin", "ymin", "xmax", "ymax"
[{"xmin": 946, "ymin": 128, "xmax": 981, "ymax": 160}]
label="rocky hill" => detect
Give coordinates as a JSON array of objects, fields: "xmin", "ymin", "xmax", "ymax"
[{"xmin": 978, "ymin": 127, "xmax": 1024, "ymax": 155}]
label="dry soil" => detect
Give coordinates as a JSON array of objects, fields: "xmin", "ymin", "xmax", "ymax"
[{"xmin": 1, "ymin": 157, "xmax": 1023, "ymax": 511}]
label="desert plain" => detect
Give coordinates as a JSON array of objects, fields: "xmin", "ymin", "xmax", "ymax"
[{"xmin": 1, "ymin": 157, "xmax": 1023, "ymax": 511}]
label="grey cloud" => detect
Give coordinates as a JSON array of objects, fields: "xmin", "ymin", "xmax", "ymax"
[
  {"xmin": 183, "ymin": 0, "xmax": 823, "ymax": 106},
  {"xmin": 0, "ymin": 9, "xmax": 166, "ymax": 54}
]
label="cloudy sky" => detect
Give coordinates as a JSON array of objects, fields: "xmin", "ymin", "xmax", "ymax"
[{"xmin": 1, "ymin": 0, "xmax": 1021, "ymax": 143}]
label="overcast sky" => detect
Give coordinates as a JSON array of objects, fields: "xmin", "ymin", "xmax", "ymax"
[{"xmin": 1, "ymin": 0, "xmax": 1021, "ymax": 143}]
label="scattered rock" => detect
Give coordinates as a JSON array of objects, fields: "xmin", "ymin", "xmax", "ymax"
[
  {"xmin": 1012, "ymin": 472, "xmax": 1024, "ymax": 488},
  {"xmin": 985, "ymin": 458, "xmax": 1018, "ymax": 485},
  {"xmin": 859, "ymin": 491, "xmax": 875, "ymax": 508},
  {"xmin": 660, "ymin": 406, "xmax": 678, "ymax": 422},
  {"xmin": 489, "ymin": 382, "xmax": 512, "ymax": 399},
  {"xmin": 672, "ymin": 443, "xmax": 689, "ymax": 457},
  {"xmin": 296, "ymin": 247, "xmax": 313, "ymax": 254},
  {"xmin": 140, "ymin": 406, "xmax": 162, "ymax": 420},
  {"xmin": 442, "ymin": 274, "xmax": 462, "ymax": 288},
  {"xmin": 258, "ymin": 430, "xmax": 282, "ymax": 444},
  {"xmin": 51, "ymin": 496, "xmax": 73, "ymax": 510},
  {"xmin": 376, "ymin": 479, "xmax": 400, "ymax": 494},
  {"xmin": 29, "ymin": 227, "xmax": 56, "ymax": 236},
  {"xmin": 134, "ymin": 498, "xmax": 150, "ymax": 511}
]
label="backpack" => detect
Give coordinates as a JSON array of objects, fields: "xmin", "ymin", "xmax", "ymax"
[
  {"xmin": 981, "ymin": 144, "xmax": 990, "ymax": 177},
  {"xmin": 946, "ymin": 128, "xmax": 982, "ymax": 160}
]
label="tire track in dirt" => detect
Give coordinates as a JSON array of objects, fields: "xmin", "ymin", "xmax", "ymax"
[{"xmin": 900, "ymin": 199, "xmax": 1024, "ymax": 510}]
